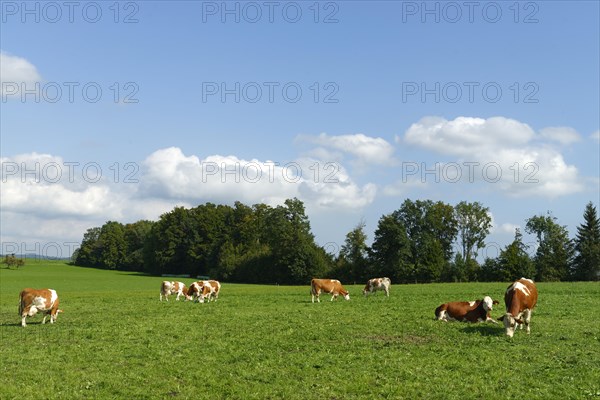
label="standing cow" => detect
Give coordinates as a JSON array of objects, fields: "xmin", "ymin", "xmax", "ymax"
[
  {"xmin": 310, "ymin": 279, "xmax": 350, "ymax": 303},
  {"xmin": 499, "ymin": 278, "xmax": 538, "ymax": 337},
  {"xmin": 19, "ymin": 288, "xmax": 62, "ymax": 327},
  {"xmin": 363, "ymin": 277, "xmax": 391, "ymax": 297},
  {"xmin": 159, "ymin": 281, "xmax": 188, "ymax": 301}
]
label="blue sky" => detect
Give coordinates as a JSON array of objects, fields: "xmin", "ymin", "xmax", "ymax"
[{"xmin": 1, "ymin": 1, "xmax": 599, "ymax": 259}]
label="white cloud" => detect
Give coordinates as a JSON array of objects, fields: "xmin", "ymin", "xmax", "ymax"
[
  {"xmin": 296, "ymin": 133, "xmax": 395, "ymax": 166},
  {"xmin": 539, "ymin": 126, "xmax": 581, "ymax": 145},
  {"xmin": 498, "ymin": 223, "xmax": 521, "ymax": 234},
  {"xmin": 401, "ymin": 116, "xmax": 584, "ymax": 198},
  {"xmin": 139, "ymin": 147, "xmax": 375, "ymax": 210},
  {"xmin": 591, "ymin": 130, "xmax": 600, "ymax": 143},
  {"xmin": 0, "ymin": 51, "xmax": 42, "ymax": 97}
]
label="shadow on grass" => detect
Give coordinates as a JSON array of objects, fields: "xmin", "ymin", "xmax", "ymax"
[{"xmin": 460, "ymin": 324, "xmax": 504, "ymax": 336}]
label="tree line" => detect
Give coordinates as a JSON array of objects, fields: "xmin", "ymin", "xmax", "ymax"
[{"xmin": 73, "ymin": 198, "xmax": 600, "ymax": 284}]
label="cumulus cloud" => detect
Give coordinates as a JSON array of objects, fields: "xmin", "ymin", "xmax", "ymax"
[
  {"xmin": 296, "ymin": 133, "xmax": 396, "ymax": 166},
  {"xmin": 0, "ymin": 51, "xmax": 42, "ymax": 97},
  {"xmin": 139, "ymin": 147, "xmax": 375, "ymax": 209},
  {"xmin": 400, "ymin": 116, "xmax": 584, "ymax": 198},
  {"xmin": 591, "ymin": 130, "xmax": 600, "ymax": 143},
  {"xmin": 539, "ymin": 127, "xmax": 581, "ymax": 145}
]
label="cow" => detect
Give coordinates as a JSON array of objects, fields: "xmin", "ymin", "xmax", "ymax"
[
  {"xmin": 435, "ymin": 296, "xmax": 499, "ymax": 323},
  {"xmin": 363, "ymin": 277, "xmax": 391, "ymax": 297},
  {"xmin": 159, "ymin": 281, "xmax": 188, "ymax": 302},
  {"xmin": 19, "ymin": 288, "xmax": 62, "ymax": 327},
  {"xmin": 499, "ymin": 278, "xmax": 538, "ymax": 337},
  {"xmin": 310, "ymin": 279, "xmax": 350, "ymax": 303},
  {"xmin": 206, "ymin": 280, "xmax": 221, "ymax": 302},
  {"xmin": 187, "ymin": 280, "xmax": 220, "ymax": 303}
]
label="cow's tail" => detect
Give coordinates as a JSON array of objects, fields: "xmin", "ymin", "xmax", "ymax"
[
  {"xmin": 18, "ymin": 291, "xmax": 24, "ymax": 316},
  {"xmin": 434, "ymin": 304, "xmax": 447, "ymax": 319}
]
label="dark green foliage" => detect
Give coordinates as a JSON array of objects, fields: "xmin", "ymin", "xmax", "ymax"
[
  {"xmin": 526, "ymin": 212, "xmax": 574, "ymax": 281},
  {"xmin": 572, "ymin": 202, "xmax": 600, "ymax": 281},
  {"xmin": 336, "ymin": 220, "xmax": 370, "ymax": 283},
  {"xmin": 369, "ymin": 214, "xmax": 413, "ymax": 283},
  {"xmin": 77, "ymin": 198, "xmax": 330, "ymax": 284},
  {"xmin": 394, "ymin": 199, "xmax": 457, "ymax": 283},
  {"xmin": 74, "ymin": 198, "xmax": 599, "ymax": 283},
  {"xmin": 495, "ymin": 228, "xmax": 535, "ymax": 281}
]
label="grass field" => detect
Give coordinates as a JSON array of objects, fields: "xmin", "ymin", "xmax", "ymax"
[{"xmin": 1, "ymin": 260, "xmax": 599, "ymax": 399}]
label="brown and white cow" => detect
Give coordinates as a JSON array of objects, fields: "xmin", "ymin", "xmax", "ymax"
[
  {"xmin": 159, "ymin": 281, "xmax": 188, "ymax": 301},
  {"xmin": 187, "ymin": 280, "xmax": 221, "ymax": 303},
  {"xmin": 363, "ymin": 277, "xmax": 391, "ymax": 297},
  {"xmin": 19, "ymin": 288, "xmax": 62, "ymax": 327},
  {"xmin": 435, "ymin": 296, "xmax": 499, "ymax": 323},
  {"xmin": 310, "ymin": 279, "xmax": 350, "ymax": 303},
  {"xmin": 206, "ymin": 280, "xmax": 221, "ymax": 302},
  {"xmin": 499, "ymin": 278, "xmax": 538, "ymax": 337}
]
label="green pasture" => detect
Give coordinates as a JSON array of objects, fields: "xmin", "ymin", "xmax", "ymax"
[{"xmin": 1, "ymin": 260, "xmax": 599, "ymax": 399}]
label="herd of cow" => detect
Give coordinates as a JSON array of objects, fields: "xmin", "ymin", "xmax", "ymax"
[{"xmin": 17, "ymin": 276, "xmax": 538, "ymax": 337}]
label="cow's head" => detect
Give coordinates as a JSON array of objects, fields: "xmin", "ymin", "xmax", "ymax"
[
  {"xmin": 482, "ymin": 296, "xmax": 495, "ymax": 312},
  {"xmin": 343, "ymin": 292, "xmax": 350, "ymax": 301},
  {"xmin": 499, "ymin": 313, "xmax": 524, "ymax": 338}
]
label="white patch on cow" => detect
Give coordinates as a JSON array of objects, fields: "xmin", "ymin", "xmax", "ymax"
[
  {"xmin": 468, "ymin": 301, "xmax": 476, "ymax": 307},
  {"xmin": 343, "ymin": 293, "xmax": 350, "ymax": 301},
  {"xmin": 49, "ymin": 289, "xmax": 58, "ymax": 308},
  {"xmin": 521, "ymin": 277, "xmax": 534, "ymax": 284},
  {"xmin": 28, "ymin": 305, "xmax": 39, "ymax": 316},
  {"xmin": 513, "ymin": 282, "xmax": 530, "ymax": 296},
  {"xmin": 438, "ymin": 310, "xmax": 446, "ymax": 321},
  {"xmin": 483, "ymin": 296, "xmax": 494, "ymax": 311},
  {"xmin": 503, "ymin": 314, "xmax": 516, "ymax": 338}
]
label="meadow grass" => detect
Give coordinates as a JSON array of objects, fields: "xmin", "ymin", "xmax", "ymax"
[{"xmin": 1, "ymin": 260, "xmax": 599, "ymax": 399}]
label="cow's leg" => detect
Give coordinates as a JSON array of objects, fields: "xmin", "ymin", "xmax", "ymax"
[
  {"xmin": 524, "ymin": 309, "xmax": 532, "ymax": 334},
  {"xmin": 42, "ymin": 315, "xmax": 47, "ymax": 324},
  {"xmin": 385, "ymin": 288, "xmax": 389, "ymax": 297},
  {"xmin": 21, "ymin": 315, "xmax": 27, "ymax": 327}
]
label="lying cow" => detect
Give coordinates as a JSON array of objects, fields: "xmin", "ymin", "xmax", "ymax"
[
  {"xmin": 19, "ymin": 288, "xmax": 62, "ymax": 327},
  {"xmin": 159, "ymin": 281, "xmax": 187, "ymax": 301},
  {"xmin": 310, "ymin": 278, "xmax": 350, "ymax": 303},
  {"xmin": 435, "ymin": 296, "xmax": 499, "ymax": 323},
  {"xmin": 363, "ymin": 277, "xmax": 391, "ymax": 297},
  {"xmin": 499, "ymin": 278, "xmax": 538, "ymax": 337}
]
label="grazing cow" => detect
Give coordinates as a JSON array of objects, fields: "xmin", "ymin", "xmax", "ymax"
[
  {"xmin": 310, "ymin": 279, "xmax": 350, "ymax": 303},
  {"xmin": 19, "ymin": 288, "xmax": 62, "ymax": 327},
  {"xmin": 499, "ymin": 278, "xmax": 538, "ymax": 337},
  {"xmin": 187, "ymin": 280, "xmax": 220, "ymax": 303},
  {"xmin": 363, "ymin": 277, "xmax": 391, "ymax": 297},
  {"xmin": 435, "ymin": 296, "xmax": 499, "ymax": 323},
  {"xmin": 206, "ymin": 280, "xmax": 221, "ymax": 302},
  {"xmin": 159, "ymin": 281, "xmax": 188, "ymax": 302}
]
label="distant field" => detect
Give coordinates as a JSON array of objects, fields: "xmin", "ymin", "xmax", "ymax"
[{"xmin": 1, "ymin": 261, "xmax": 599, "ymax": 399}]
